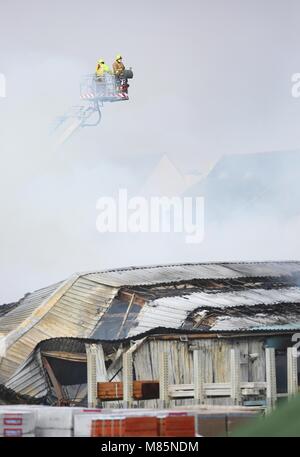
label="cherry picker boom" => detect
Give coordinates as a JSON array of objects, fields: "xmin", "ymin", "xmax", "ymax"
[{"xmin": 52, "ymin": 69, "xmax": 133, "ymax": 146}]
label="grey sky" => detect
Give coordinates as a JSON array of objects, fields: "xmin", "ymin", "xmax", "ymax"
[{"xmin": 1, "ymin": 0, "xmax": 300, "ymax": 302}]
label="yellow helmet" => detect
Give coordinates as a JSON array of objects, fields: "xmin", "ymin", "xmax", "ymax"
[
  {"xmin": 97, "ymin": 58, "xmax": 105, "ymax": 64},
  {"xmin": 116, "ymin": 54, "xmax": 122, "ymax": 61}
]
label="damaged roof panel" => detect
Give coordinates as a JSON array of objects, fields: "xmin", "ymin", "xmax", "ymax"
[
  {"xmin": 2, "ymin": 261, "xmax": 300, "ymax": 397},
  {"xmin": 0, "ymin": 278, "xmax": 118, "ymax": 385},
  {"xmin": 5, "ymin": 350, "xmax": 48, "ymax": 399},
  {"xmin": 84, "ymin": 261, "xmax": 300, "ymax": 287},
  {"xmin": 209, "ymin": 314, "xmax": 300, "ymax": 332},
  {"xmin": 128, "ymin": 286, "xmax": 300, "ymax": 337},
  {"xmin": 0, "ymin": 281, "xmax": 63, "ymax": 336},
  {"xmin": 227, "ymin": 262, "xmax": 300, "ymax": 278}
]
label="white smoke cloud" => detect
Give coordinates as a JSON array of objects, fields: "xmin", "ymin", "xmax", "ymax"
[{"xmin": 1, "ymin": 0, "xmax": 300, "ymax": 303}]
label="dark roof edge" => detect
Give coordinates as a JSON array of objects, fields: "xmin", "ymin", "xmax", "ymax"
[
  {"xmin": 0, "ymin": 384, "xmax": 47, "ymax": 405},
  {"xmin": 36, "ymin": 326, "xmax": 298, "ymax": 350},
  {"xmin": 79, "ymin": 260, "xmax": 300, "ymax": 277}
]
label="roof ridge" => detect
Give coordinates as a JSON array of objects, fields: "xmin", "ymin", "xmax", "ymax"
[{"xmin": 81, "ymin": 260, "xmax": 300, "ymax": 276}]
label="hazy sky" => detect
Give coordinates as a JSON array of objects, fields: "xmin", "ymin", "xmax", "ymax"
[{"xmin": 1, "ymin": 0, "xmax": 300, "ymax": 302}]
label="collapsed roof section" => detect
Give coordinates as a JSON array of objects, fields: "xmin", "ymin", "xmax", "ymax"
[
  {"xmin": 3, "ymin": 323, "xmax": 300, "ymax": 405},
  {"xmin": 1, "ymin": 261, "xmax": 300, "ymax": 387}
]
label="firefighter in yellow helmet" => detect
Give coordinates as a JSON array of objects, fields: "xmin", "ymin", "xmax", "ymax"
[
  {"xmin": 112, "ymin": 54, "xmax": 125, "ymax": 77},
  {"xmin": 95, "ymin": 59, "xmax": 111, "ymax": 78},
  {"xmin": 112, "ymin": 54, "xmax": 127, "ymax": 94}
]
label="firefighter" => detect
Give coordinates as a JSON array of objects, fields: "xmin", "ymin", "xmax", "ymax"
[
  {"xmin": 95, "ymin": 59, "xmax": 111, "ymax": 78},
  {"xmin": 112, "ymin": 54, "xmax": 125, "ymax": 77},
  {"xmin": 112, "ymin": 55, "xmax": 128, "ymax": 94}
]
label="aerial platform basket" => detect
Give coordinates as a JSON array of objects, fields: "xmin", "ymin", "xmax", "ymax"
[
  {"xmin": 52, "ymin": 68, "xmax": 133, "ymax": 145},
  {"xmin": 80, "ymin": 73, "xmax": 129, "ymax": 103}
]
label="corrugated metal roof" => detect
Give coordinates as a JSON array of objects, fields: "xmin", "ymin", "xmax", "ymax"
[
  {"xmin": 0, "ymin": 276, "xmax": 118, "ymax": 385},
  {"xmin": 0, "ymin": 281, "xmax": 63, "ymax": 336},
  {"xmin": 85, "ymin": 261, "xmax": 300, "ymax": 287},
  {"xmin": 128, "ymin": 286, "xmax": 300, "ymax": 337},
  {"xmin": 0, "ymin": 303, "xmax": 18, "ymax": 318},
  {"xmin": 244, "ymin": 322, "xmax": 300, "ymax": 332},
  {"xmin": 2, "ymin": 261, "xmax": 300, "ymax": 394},
  {"xmin": 5, "ymin": 349, "xmax": 48, "ymax": 398},
  {"xmin": 210, "ymin": 316, "xmax": 300, "ymax": 332}
]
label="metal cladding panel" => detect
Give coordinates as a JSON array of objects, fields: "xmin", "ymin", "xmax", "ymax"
[
  {"xmin": 2, "ymin": 261, "xmax": 300, "ymax": 398},
  {"xmin": 0, "ymin": 277, "xmax": 118, "ymax": 386},
  {"xmin": 85, "ymin": 264, "xmax": 241, "ymax": 286},
  {"xmin": 227, "ymin": 262, "xmax": 300, "ymax": 277},
  {"xmin": 0, "ymin": 358, "xmax": 19, "ymax": 385},
  {"xmin": 0, "ymin": 303, "xmax": 18, "ymax": 318},
  {"xmin": 5, "ymin": 351, "xmax": 48, "ymax": 398},
  {"xmin": 209, "ymin": 308, "xmax": 300, "ymax": 331},
  {"xmin": 245, "ymin": 323, "xmax": 300, "ymax": 332},
  {"xmin": 29, "ymin": 279, "xmax": 118, "ymax": 341},
  {"xmin": 84, "ymin": 261, "xmax": 300, "ymax": 287},
  {"xmin": 0, "ymin": 281, "xmax": 63, "ymax": 336},
  {"xmin": 47, "ymin": 278, "xmax": 118, "ymax": 332},
  {"xmin": 128, "ymin": 286, "xmax": 300, "ymax": 337}
]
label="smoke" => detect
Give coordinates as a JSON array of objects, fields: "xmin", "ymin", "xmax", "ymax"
[{"xmin": 1, "ymin": 0, "xmax": 300, "ymax": 303}]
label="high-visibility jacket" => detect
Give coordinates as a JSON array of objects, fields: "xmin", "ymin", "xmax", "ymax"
[
  {"xmin": 95, "ymin": 63, "xmax": 111, "ymax": 77},
  {"xmin": 112, "ymin": 60, "xmax": 125, "ymax": 76}
]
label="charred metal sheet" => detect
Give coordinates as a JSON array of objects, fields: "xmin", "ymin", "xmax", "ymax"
[
  {"xmin": 84, "ymin": 261, "xmax": 300, "ymax": 287},
  {"xmin": 0, "ymin": 302, "xmax": 19, "ymax": 318},
  {"xmin": 127, "ymin": 286, "xmax": 300, "ymax": 337},
  {"xmin": 1, "ymin": 261, "xmax": 300, "ymax": 401},
  {"xmin": 190, "ymin": 302, "xmax": 300, "ymax": 332},
  {"xmin": 0, "ymin": 383, "xmax": 46, "ymax": 405},
  {"xmin": 2, "ymin": 324, "xmax": 300, "ymax": 404}
]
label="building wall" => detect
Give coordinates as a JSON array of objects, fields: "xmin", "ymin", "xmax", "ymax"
[{"xmin": 132, "ymin": 336, "xmax": 267, "ymax": 407}]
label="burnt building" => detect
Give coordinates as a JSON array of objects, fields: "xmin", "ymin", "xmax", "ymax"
[{"xmin": 0, "ymin": 261, "xmax": 300, "ymax": 407}]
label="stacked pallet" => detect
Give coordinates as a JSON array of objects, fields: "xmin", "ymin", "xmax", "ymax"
[
  {"xmin": 35, "ymin": 407, "xmax": 104, "ymax": 437},
  {"xmin": 91, "ymin": 417, "xmax": 124, "ymax": 437},
  {"xmin": 75, "ymin": 413, "xmax": 111, "ymax": 437},
  {"xmin": 35, "ymin": 406, "xmax": 76, "ymax": 437},
  {"xmin": 159, "ymin": 415, "xmax": 195, "ymax": 437},
  {"xmin": 97, "ymin": 381, "xmax": 159, "ymax": 401},
  {"xmin": 75, "ymin": 408, "xmax": 197, "ymax": 437},
  {"xmin": 123, "ymin": 416, "xmax": 158, "ymax": 437},
  {"xmin": 91, "ymin": 416, "xmax": 159, "ymax": 437},
  {"xmin": 0, "ymin": 405, "xmax": 261, "ymax": 437},
  {"xmin": 90, "ymin": 414, "xmax": 195, "ymax": 437},
  {"xmin": 0, "ymin": 410, "xmax": 36, "ymax": 437},
  {"xmin": 133, "ymin": 381, "xmax": 159, "ymax": 400},
  {"xmin": 0, "ymin": 405, "xmax": 104, "ymax": 437},
  {"xmin": 196, "ymin": 410, "xmax": 261, "ymax": 437},
  {"xmin": 97, "ymin": 382, "xmax": 123, "ymax": 400}
]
